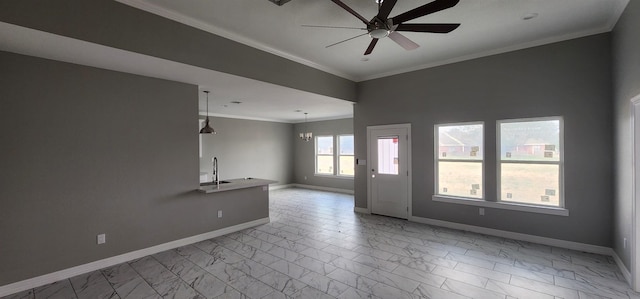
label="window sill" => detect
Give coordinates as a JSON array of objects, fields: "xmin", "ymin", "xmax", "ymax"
[
  {"xmin": 314, "ymin": 174, "xmax": 354, "ymax": 180},
  {"xmin": 432, "ymin": 195, "xmax": 569, "ymax": 216}
]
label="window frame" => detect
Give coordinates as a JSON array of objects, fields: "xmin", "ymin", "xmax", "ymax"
[
  {"xmin": 434, "ymin": 121, "xmax": 485, "ymax": 200},
  {"xmin": 337, "ymin": 134, "xmax": 355, "ymax": 177},
  {"xmin": 431, "ymin": 117, "xmax": 568, "ymax": 217},
  {"xmin": 314, "ymin": 135, "xmax": 335, "ymax": 176},
  {"xmin": 497, "ymin": 116, "xmax": 565, "ymax": 208}
]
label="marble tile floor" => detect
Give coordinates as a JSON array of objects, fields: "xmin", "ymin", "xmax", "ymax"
[{"xmin": 3, "ymin": 188, "xmax": 639, "ymax": 299}]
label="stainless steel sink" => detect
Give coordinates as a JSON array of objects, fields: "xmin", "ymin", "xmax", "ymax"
[{"xmin": 200, "ymin": 181, "xmax": 231, "ymax": 186}]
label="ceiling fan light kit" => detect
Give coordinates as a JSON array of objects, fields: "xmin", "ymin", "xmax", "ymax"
[{"xmin": 314, "ymin": 0, "xmax": 461, "ymax": 55}]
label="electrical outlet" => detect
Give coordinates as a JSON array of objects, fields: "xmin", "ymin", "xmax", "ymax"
[
  {"xmin": 97, "ymin": 234, "xmax": 106, "ymax": 245},
  {"xmin": 218, "ymin": 210, "xmax": 223, "ymax": 218},
  {"xmin": 304, "ymin": 176, "xmax": 307, "ymax": 180},
  {"xmin": 479, "ymin": 208, "xmax": 485, "ymax": 216},
  {"xmin": 624, "ymin": 238, "xmax": 628, "ymax": 249}
]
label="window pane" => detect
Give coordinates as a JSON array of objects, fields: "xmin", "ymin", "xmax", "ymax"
[
  {"xmin": 339, "ymin": 156, "xmax": 354, "ymax": 176},
  {"xmin": 317, "ymin": 136, "xmax": 333, "ymax": 154},
  {"xmin": 316, "ymin": 155, "xmax": 333, "ymax": 174},
  {"xmin": 438, "ymin": 124, "xmax": 483, "ymax": 160},
  {"xmin": 501, "ymin": 163, "xmax": 559, "ymax": 206},
  {"xmin": 378, "ymin": 137, "xmax": 399, "ymax": 175},
  {"xmin": 500, "ymin": 120, "xmax": 560, "ymax": 161},
  {"xmin": 339, "ymin": 135, "xmax": 354, "ymax": 155},
  {"xmin": 438, "ymin": 161, "xmax": 483, "ymax": 199}
]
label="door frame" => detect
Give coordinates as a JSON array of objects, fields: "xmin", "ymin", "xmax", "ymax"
[
  {"xmin": 632, "ymin": 94, "xmax": 640, "ymax": 291},
  {"xmin": 366, "ymin": 123, "xmax": 412, "ymax": 217}
]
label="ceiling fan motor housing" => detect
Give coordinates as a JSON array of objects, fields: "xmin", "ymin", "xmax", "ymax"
[
  {"xmin": 367, "ymin": 18, "xmax": 392, "ymax": 38},
  {"xmin": 266, "ymin": 0, "xmax": 292, "ymax": 6}
]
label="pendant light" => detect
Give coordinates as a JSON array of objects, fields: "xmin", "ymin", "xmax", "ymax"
[
  {"xmin": 299, "ymin": 112, "xmax": 312, "ymax": 141},
  {"xmin": 200, "ymin": 90, "xmax": 216, "ymax": 134}
]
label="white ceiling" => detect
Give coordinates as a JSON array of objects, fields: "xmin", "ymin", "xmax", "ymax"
[{"xmin": 119, "ymin": 0, "xmax": 628, "ymax": 81}]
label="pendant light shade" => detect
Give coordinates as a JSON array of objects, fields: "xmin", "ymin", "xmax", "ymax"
[
  {"xmin": 299, "ymin": 112, "xmax": 312, "ymax": 142},
  {"xmin": 200, "ymin": 91, "xmax": 216, "ymax": 134}
]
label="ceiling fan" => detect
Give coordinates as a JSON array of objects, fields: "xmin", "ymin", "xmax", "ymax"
[{"xmin": 305, "ymin": 0, "xmax": 461, "ymax": 55}]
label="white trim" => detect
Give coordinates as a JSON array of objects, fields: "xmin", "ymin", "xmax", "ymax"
[
  {"xmin": 631, "ymin": 94, "xmax": 640, "ymax": 291},
  {"xmin": 0, "ymin": 218, "xmax": 269, "ymax": 297},
  {"xmin": 407, "ymin": 126, "xmax": 413, "ymax": 220},
  {"xmin": 358, "ymin": 27, "xmax": 619, "ymax": 82},
  {"xmin": 432, "ymin": 195, "xmax": 569, "ymax": 216},
  {"xmin": 269, "ymin": 184, "xmax": 294, "ymax": 191},
  {"xmin": 292, "ymin": 184, "xmax": 354, "ymax": 195},
  {"xmin": 614, "ymin": 249, "xmax": 632, "ymax": 285},
  {"xmin": 114, "ymin": 0, "xmax": 355, "ymax": 81},
  {"xmin": 293, "ymin": 115, "xmax": 355, "ymax": 124},
  {"xmin": 200, "ymin": 113, "xmax": 292, "ymax": 124},
  {"xmin": 200, "ymin": 113, "xmax": 354, "ymax": 124},
  {"xmin": 409, "ymin": 215, "xmax": 611, "ymax": 255},
  {"xmin": 354, "ymin": 207, "xmax": 371, "ymax": 214}
]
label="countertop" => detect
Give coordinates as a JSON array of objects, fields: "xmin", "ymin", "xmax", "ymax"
[{"xmin": 197, "ymin": 178, "xmax": 278, "ymax": 193}]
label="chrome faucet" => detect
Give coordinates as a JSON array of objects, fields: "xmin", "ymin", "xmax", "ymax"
[{"xmin": 212, "ymin": 157, "xmax": 219, "ymax": 186}]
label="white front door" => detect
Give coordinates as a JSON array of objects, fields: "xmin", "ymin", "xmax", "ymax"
[{"xmin": 368, "ymin": 124, "xmax": 411, "ymax": 219}]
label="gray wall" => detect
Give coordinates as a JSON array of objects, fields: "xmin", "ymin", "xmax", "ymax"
[
  {"xmin": 0, "ymin": 51, "xmax": 269, "ymax": 286},
  {"xmin": 199, "ymin": 117, "xmax": 293, "ymax": 185},
  {"xmin": 354, "ymin": 34, "xmax": 613, "ymax": 246},
  {"xmin": 0, "ymin": 0, "xmax": 356, "ymax": 102},
  {"xmin": 612, "ymin": 1, "xmax": 640, "ymax": 269},
  {"xmin": 293, "ymin": 118, "xmax": 354, "ymax": 191}
]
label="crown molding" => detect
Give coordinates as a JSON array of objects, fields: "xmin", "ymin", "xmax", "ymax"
[{"xmin": 115, "ymin": 0, "xmax": 356, "ymax": 81}]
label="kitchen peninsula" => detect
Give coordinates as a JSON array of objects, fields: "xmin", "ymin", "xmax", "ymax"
[{"xmin": 198, "ymin": 178, "xmax": 278, "ymax": 193}]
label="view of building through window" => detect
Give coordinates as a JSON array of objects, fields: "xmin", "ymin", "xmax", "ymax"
[
  {"xmin": 499, "ymin": 118, "xmax": 562, "ymax": 207},
  {"xmin": 436, "ymin": 123, "xmax": 484, "ymax": 199}
]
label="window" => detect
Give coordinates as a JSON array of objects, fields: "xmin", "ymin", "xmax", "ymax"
[
  {"xmin": 315, "ymin": 136, "xmax": 334, "ymax": 175},
  {"xmin": 338, "ymin": 135, "xmax": 354, "ymax": 176},
  {"xmin": 435, "ymin": 123, "xmax": 484, "ymax": 199},
  {"xmin": 378, "ymin": 137, "xmax": 399, "ymax": 175},
  {"xmin": 498, "ymin": 117, "xmax": 562, "ymax": 207}
]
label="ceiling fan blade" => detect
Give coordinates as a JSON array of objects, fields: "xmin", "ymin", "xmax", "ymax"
[
  {"xmin": 377, "ymin": 0, "xmax": 398, "ymax": 20},
  {"xmin": 330, "ymin": 0, "xmax": 370, "ymax": 24},
  {"xmin": 364, "ymin": 38, "xmax": 379, "ymax": 55},
  {"xmin": 302, "ymin": 24, "xmax": 367, "ymax": 30},
  {"xmin": 391, "ymin": 0, "xmax": 460, "ymax": 24},
  {"xmin": 388, "ymin": 31, "xmax": 419, "ymax": 51},
  {"xmin": 326, "ymin": 32, "xmax": 369, "ymax": 48},
  {"xmin": 395, "ymin": 23, "xmax": 460, "ymax": 33}
]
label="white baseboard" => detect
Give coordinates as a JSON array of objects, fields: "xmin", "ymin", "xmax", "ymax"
[
  {"xmin": 0, "ymin": 217, "xmax": 270, "ymax": 297},
  {"xmin": 409, "ymin": 215, "xmax": 611, "ymax": 255},
  {"xmin": 354, "ymin": 207, "xmax": 370, "ymax": 214},
  {"xmin": 270, "ymin": 184, "xmax": 293, "ymax": 191},
  {"xmin": 293, "ymin": 184, "xmax": 354, "ymax": 195},
  {"xmin": 612, "ymin": 250, "xmax": 632, "ymax": 285}
]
